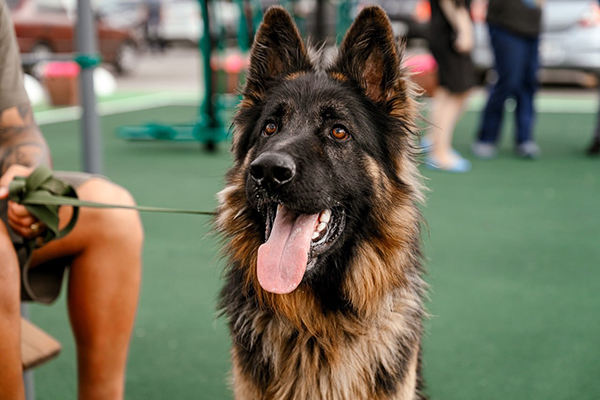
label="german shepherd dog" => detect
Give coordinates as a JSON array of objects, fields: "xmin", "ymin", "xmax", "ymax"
[{"xmin": 217, "ymin": 5, "xmax": 427, "ymax": 399}]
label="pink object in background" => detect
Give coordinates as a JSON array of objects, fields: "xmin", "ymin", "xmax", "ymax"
[
  {"xmin": 403, "ymin": 53, "xmax": 439, "ymax": 97},
  {"xmin": 44, "ymin": 61, "xmax": 80, "ymax": 78},
  {"xmin": 211, "ymin": 51, "xmax": 249, "ymax": 94},
  {"xmin": 404, "ymin": 53, "xmax": 438, "ymax": 74},
  {"xmin": 43, "ymin": 61, "xmax": 80, "ymax": 106},
  {"xmin": 222, "ymin": 53, "xmax": 248, "ymax": 74}
]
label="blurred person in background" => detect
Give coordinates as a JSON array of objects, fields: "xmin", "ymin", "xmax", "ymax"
[
  {"xmin": 0, "ymin": 1, "xmax": 143, "ymax": 399},
  {"xmin": 472, "ymin": 0, "xmax": 545, "ymax": 159},
  {"xmin": 424, "ymin": 0, "xmax": 475, "ymax": 172},
  {"xmin": 145, "ymin": 0, "xmax": 163, "ymax": 52}
]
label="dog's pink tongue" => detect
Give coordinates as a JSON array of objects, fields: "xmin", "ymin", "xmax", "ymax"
[{"xmin": 257, "ymin": 206, "xmax": 319, "ymax": 294}]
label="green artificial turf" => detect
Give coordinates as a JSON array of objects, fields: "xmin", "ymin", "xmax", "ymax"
[{"xmin": 28, "ymin": 104, "xmax": 599, "ymax": 399}]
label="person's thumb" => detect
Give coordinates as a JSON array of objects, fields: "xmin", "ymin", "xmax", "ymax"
[{"xmin": 0, "ymin": 173, "xmax": 13, "ymax": 199}]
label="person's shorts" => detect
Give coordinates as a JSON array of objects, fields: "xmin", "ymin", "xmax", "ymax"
[
  {"xmin": 428, "ymin": 30, "xmax": 476, "ymax": 94},
  {"xmin": 1, "ymin": 171, "xmax": 96, "ymax": 304}
]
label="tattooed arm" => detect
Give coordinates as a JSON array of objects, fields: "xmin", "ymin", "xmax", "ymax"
[
  {"xmin": 0, "ymin": 104, "xmax": 52, "ymax": 238},
  {"xmin": 0, "ymin": 103, "xmax": 51, "ymax": 174}
]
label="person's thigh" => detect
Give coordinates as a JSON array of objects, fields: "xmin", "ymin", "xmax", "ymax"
[
  {"xmin": 489, "ymin": 25, "xmax": 530, "ymax": 95},
  {"xmin": 0, "ymin": 219, "xmax": 20, "ymax": 297}
]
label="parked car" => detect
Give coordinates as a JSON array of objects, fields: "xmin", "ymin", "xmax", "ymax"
[
  {"xmin": 9, "ymin": 0, "xmax": 142, "ymax": 74},
  {"xmin": 471, "ymin": 0, "xmax": 600, "ymax": 75},
  {"xmin": 94, "ymin": 0, "xmax": 148, "ymax": 33}
]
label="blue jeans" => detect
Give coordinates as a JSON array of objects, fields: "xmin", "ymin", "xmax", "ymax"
[{"xmin": 477, "ymin": 25, "xmax": 540, "ymax": 145}]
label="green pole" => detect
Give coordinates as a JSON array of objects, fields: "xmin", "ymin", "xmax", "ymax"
[
  {"xmin": 199, "ymin": 0, "xmax": 216, "ymax": 128},
  {"xmin": 249, "ymin": 0, "xmax": 264, "ymax": 36},
  {"xmin": 233, "ymin": 0, "xmax": 250, "ymax": 52},
  {"xmin": 337, "ymin": 0, "xmax": 357, "ymax": 44}
]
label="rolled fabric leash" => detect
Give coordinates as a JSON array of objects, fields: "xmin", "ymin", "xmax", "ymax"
[{"xmin": 8, "ymin": 165, "xmax": 215, "ymax": 250}]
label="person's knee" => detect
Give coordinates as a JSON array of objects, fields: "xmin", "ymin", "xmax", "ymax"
[{"xmin": 77, "ymin": 179, "xmax": 144, "ymax": 248}]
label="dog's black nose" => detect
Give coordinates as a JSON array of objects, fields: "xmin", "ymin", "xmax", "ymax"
[{"xmin": 250, "ymin": 152, "xmax": 296, "ymax": 189}]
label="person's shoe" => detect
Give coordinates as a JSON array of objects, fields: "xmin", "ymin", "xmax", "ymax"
[
  {"xmin": 471, "ymin": 142, "xmax": 497, "ymax": 159},
  {"xmin": 587, "ymin": 137, "xmax": 600, "ymax": 156},
  {"xmin": 515, "ymin": 141, "xmax": 541, "ymax": 159},
  {"xmin": 425, "ymin": 155, "xmax": 472, "ymax": 173}
]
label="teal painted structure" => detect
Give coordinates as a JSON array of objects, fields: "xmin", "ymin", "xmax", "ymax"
[{"xmin": 117, "ymin": 0, "xmax": 262, "ymax": 150}]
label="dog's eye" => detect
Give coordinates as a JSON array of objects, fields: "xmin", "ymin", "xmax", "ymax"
[
  {"xmin": 263, "ymin": 122, "xmax": 278, "ymax": 136},
  {"xmin": 330, "ymin": 125, "xmax": 350, "ymax": 141}
]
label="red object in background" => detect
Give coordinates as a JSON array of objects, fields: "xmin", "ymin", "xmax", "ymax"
[
  {"xmin": 43, "ymin": 61, "xmax": 79, "ymax": 106},
  {"xmin": 8, "ymin": 0, "xmax": 140, "ymax": 74},
  {"xmin": 579, "ymin": 2, "xmax": 600, "ymax": 27},
  {"xmin": 413, "ymin": 0, "xmax": 432, "ymax": 23},
  {"xmin": 470, "ymin": 0, "xmax": 488, "ymax": 23},
  {"xmin": 404, "ymin": 53, "xmax": 439, "ymax": 97}
]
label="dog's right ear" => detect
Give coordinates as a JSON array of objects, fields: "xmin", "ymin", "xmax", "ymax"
[{"xmin": 242, "ymin": 6, "xmax": 312, "ymax": 104}]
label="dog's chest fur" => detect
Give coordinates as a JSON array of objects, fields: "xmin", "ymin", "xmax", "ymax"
[{"xmin": 227, "ymin": 286, "xmax": 424, "ymax": 400}]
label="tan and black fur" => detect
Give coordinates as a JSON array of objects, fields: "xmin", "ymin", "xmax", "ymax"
[{"xmin": 217, "ymin": 6, "xmax": 427, "ymax": 399}]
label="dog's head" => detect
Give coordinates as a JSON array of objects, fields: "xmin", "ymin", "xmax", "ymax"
[{"xmin": 219, "ymin": 6, "xmax": 422, "ymax": 304}]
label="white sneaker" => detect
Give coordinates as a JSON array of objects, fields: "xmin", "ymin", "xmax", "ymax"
[
  {"xmin": 515, "ymin": 141, "xmax": 541, "ymax": 159},
  {"xmin": 471, "ymin": 142, "xmax": 497, "ymax": 159}
]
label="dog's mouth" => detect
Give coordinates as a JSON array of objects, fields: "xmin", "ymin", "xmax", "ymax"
[{"xmin": 257, "ymin": 203, "xmax": 345, "ymax": 294}]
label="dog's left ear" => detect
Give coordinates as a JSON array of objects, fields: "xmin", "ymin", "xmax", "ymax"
[{"xmin": 329, "ymin": 6, "xmax": 403, "ymax": 104}]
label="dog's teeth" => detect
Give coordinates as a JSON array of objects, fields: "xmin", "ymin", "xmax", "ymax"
[
  {"xmin": 320, "ymin": 209, "xmax": 331, "ymax": 223},
  {"xmin": 317, "ymin": 222, "xmax": 327, "ymax": 232},
  {"xmin": 311, "ymin": 231, "xmax": 320, "ymax": 240}
]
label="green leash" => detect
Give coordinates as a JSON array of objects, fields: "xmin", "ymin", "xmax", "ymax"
[{"xmin": 8, "ymin": 165, "xmax": 215, "ymax": 249}]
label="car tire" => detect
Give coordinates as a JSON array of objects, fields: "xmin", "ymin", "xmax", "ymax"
[{"xmin": 113, "ymin": 41, "xmax": 137, "ymax": 75}]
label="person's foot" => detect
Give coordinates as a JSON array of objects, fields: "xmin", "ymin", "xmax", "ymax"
[
  {"xmin": 425, "ymin": 153, "xmax": 471, "ymax": 173},
  {"xmin": 587, "ymin": 137, "xmax": 600, "ymax": 156},
  {"xmin": 420, "ymin": 137, "xmax": 462, "ymax": 157},
  {"xmin": 515, "ymin": 141, "xmax": 541, "ymax": 159},
  {"xmin": 471, "ymin": 142, "xmax": 497, "ymax": 159}
]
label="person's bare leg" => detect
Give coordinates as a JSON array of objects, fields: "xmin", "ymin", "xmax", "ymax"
[
  {"xmin": 427, "ymin": 87, "xmax": 471, "ymax": 168},
  {"xmin": 31, "ymin": 179, "xmax": 143, "ymax": 400},
  {"xmin": 0, "ymin": 221, "xmax": 26, "ymax": 400}
]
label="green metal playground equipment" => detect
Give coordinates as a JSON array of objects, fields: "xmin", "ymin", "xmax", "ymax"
[
  {"xmin": 116, "ymin": 0, "xmax": 262, "ymax": 150},
  {"xmin": 116, "ymin": 0, "xmax": 359, "ymax": 151}
]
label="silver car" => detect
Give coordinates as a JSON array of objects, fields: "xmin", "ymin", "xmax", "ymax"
[{"xmin": 472, "ymin": 0, "xmax": 600, "ymax": 74}]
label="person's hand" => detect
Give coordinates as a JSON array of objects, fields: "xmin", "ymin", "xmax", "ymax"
[
  {"xmin": 453, "ymin": 10, "xmax": 474, "ymax": 54},
  {"xmin": 0, "ymin": 164, "xmax": 45, "ymax": 239},
  {"xmin": 454, "ymin": 31, "xmax": 473, "ymax": 54}
]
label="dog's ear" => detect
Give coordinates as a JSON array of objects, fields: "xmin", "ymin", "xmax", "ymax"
[
  {"xmin": 329, "ymin": 6, "xmax": 403, "ymax": 104},
  {"xmin": 243, "ymin": 6, "xmax": 312, "ymax": 103}
]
